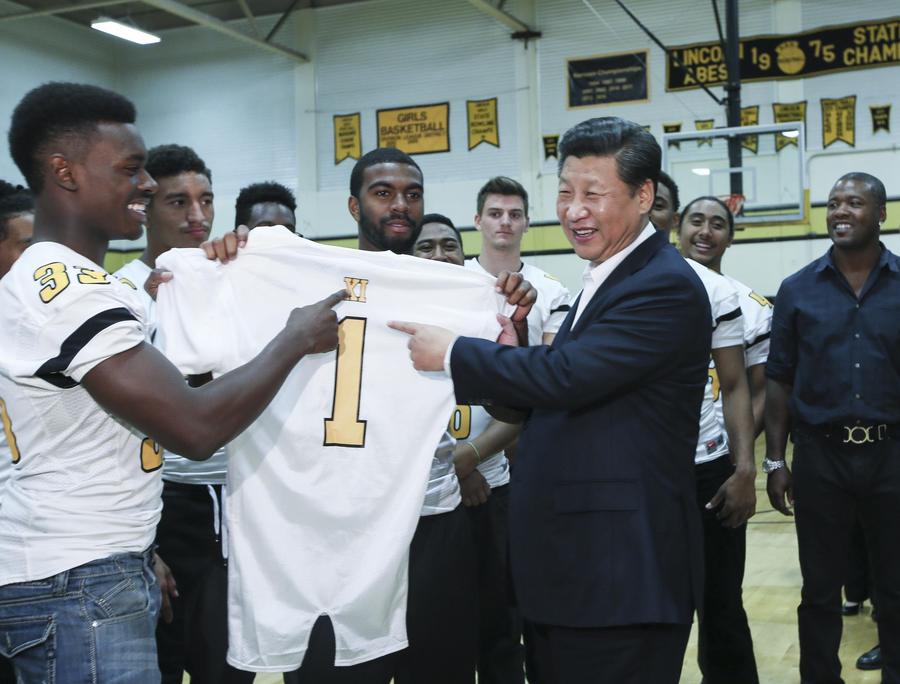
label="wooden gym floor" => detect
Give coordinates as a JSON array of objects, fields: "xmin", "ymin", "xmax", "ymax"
[{"xmin": 244, "ymin": 438, "xmax": 885, "ymax": 683}]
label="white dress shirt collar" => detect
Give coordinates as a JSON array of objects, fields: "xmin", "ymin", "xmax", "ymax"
[{"xmin": 571, "ymin": 223, "xmax": 657, "ymax": 326}]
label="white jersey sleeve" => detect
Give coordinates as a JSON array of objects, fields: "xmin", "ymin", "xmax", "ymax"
[
  {"xmin": 0, "ymin": 242, "xmax": 160, "ymax": 584},
  {"xmin": 685, "ymin": 259, "xmax": 743, "ymax": 350},
  {"xmin": 465, "ymin": 258, "xmax": 571, "ymax": 345},
  {"xmin": 114, "ymin": 257, "xmax": 156, "ymax": 337},
  {"xmin": 724, "ymin": 274, "xmax": 773, "ymax": 368},
  {"xmin": 521, "ymin": 261, "xmax": 571, "ymax": 343},
  {"xmin": 156, "ymin": 227, "xmax": 511, "ymax": 671}
]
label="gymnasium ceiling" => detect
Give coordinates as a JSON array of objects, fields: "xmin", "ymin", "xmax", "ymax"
[{"xmin": 0, "ymin": 0, "xmax": 536, "ymax": 63}]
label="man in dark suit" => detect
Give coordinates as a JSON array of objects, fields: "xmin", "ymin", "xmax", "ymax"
[{"xmin": 389, "ymin": 117, "xmax": 711, "ymax": 684}]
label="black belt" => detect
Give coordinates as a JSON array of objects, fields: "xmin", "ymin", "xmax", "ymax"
[{"xmin": 816, "ymin": 423, "xmax": 898, "ymax": 445}]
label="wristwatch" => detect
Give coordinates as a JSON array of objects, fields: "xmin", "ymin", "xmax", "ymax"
[{"xmin": 762, "ymin": 458, "xmax": 786, "ymax": 474}]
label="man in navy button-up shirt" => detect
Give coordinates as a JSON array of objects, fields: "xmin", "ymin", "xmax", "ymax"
[{"xmin": 765, "ymin": 172, "xmax": 900, "ymax": 683}]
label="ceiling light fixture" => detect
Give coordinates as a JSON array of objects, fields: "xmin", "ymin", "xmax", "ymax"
[
  {"xmin": 691, "ymin": 167, "xmax": 711, "ymax": 176},
  {"xmin": 91, "ymin": 17, "xmax": 160, "ymax": 45},
  {"xmin": 782, "ymin": 129, "xmax": 800, "ymax": 139}
]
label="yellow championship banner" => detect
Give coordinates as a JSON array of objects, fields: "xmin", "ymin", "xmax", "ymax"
[
  {"xmin": 741, "ymin": 105, "xmax": 760, "ymax": 153},
  {"xmin": 821, "ymin": 95, "xmax": 856, "ymax": 148},
  {"xmin": 333, "ymin": 113, "xmax": 361, "ymax": 165},
  {"xmin": 467, "ymin": 98, "xmax": 499, "ymax": 150},
  {"xmin": 871, "ymin": 104, "xmax": 891, "ymax": 133},
  {"xmin": 542, "ymin": 135, "xmax": 559, "ymax": 160},
  {"xmin": 695, "ymin": 119, "xmax": 715, "ymax": 147},
  {"xmin": 663, "ymin": 122, "xmax": 682, "ymax": 149},
  {"xmin": 376, "ymin": 103, "xmax": 450, "ymax": 155},
  {"xmin": 666, "ymin": 17, "xmax": 900, "ymax": 91},
  {"xmin": 773, "ymin": 101, "xmax": 807, "ymax": 151}
]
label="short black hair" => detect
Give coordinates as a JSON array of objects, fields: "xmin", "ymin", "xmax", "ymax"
[
  {"xmin": 350, "ymin": 148, "xmax": 421, "ymax": 198},
  {"xmin": 476, "ymin": 176, "xmax": 529, "ymax": 217},
  {"xmin": 234, "ymin": 181, "xmax": 297, "ymax": 228},
  {"xmin": 9, "ymin": 82, "xmax": 137, "ymax": 193},
  {"xmin": 679, "ymin": 196, "xmax": 735, "ymax": 237},
  {"xmin": 557, "ymin": 117, "xmax": 661, "ymax": 195},
  {"xmin": 420, "ymin": 212, "xmax": 463, "ymax": 245},
  {"xmin": 835, "ymin": 172, "xmax": 887, "ymax": 207},
  {"xmin": 0, "ymin": 180, "xmax": 34, "ymax": 242},
  {"xmin": 656, "ymin": 170, "xmax": 680, "ymax": 212},
  {"xmin": 145, "ymin": 144, "xmax": 211, "ymax": 184}
]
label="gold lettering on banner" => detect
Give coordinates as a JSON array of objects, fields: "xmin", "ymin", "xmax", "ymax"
[
  {"xmin": 343, "ymin": 277, "xmax": 368, "ymax": 303},
  {"xmin": 376, "ymin": 103, "xmax": 450, "ymax": 155},
  {"xmin": 871, "ymin": 104, "xmax": 891, "ymax": 133},
  {"xmin": 663, "ymin": 122, "xmax": 682, "ymax": 149},
  {"xmin": 467, "ymin": 98, "xmax": 499, "ymax": 150},
  {"xmin": 333, "ymin": 113, "xmax": 362, "ymax": 165},
  {"xmin": 821, "ymin": 95, "xmax": 856, "ymax": 148},
  {"xmin": 542, "ymin": 135, "xmax": 559, "ymax": 160},
  {"xmin": 741, "ymin": 105, "xmax": 760, "ymax": 153},
  {"xmin": 666, "ymin": 17, "xmax": 900, "ymax": 91},
  {"xmin": 695, "ymin": 119, "xmax": 715, "ymax": 147},
  {"xmin": 773, "ymin": 101, "xmax": 807, "ymax": 150}
]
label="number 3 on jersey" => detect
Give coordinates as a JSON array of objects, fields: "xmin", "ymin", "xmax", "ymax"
[
  {"xmin": 0, "ymin": 398, "xmax": 22, "ymax": 464},
  {"xmin": 324, "ymin": 317, "xmax": 368, "ymax": 447}
]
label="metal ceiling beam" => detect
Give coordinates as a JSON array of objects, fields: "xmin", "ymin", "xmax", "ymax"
[
  {"xmin": 234, "ymin": 0, "xmax": 260, "ymax": 38},
  {"xmin": 0, "ymin": 0, "xmax": 132, "ymax": 23},
  {"xmin": 464, "ymin": 0, "xmax": 534, "ymax": 35},
  {"xmin": 140, "ymin": 0, "xmax": 308, "ymax": 61},
  {"xmin": 264, "ymin": 0, "xmax": 298, "ymax": 41}
]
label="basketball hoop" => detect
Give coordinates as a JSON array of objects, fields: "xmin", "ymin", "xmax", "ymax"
[{"xmin": 718, "ymin": 193, "xmax": 745, "ymax": 217}]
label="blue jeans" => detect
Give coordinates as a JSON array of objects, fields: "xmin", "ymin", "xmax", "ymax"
[{"xmin": 0, "ymin": 548, "xmax": 161, "ymax": 683}]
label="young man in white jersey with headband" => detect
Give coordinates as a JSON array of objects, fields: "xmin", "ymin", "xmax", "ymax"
[
  {"xmin": 652, "ymin": 187, "xmax": 762, "ymax": 684},
  {"xmin": 0, "ymin": 82, "xmax": 343, "ymax": 682}
]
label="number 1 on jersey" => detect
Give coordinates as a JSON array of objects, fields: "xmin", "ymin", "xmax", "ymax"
[{"xmin": 324, "ymin": 317, "xmax": 367, "ymax": 447}]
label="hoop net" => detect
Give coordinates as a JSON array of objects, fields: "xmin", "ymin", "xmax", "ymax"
[{"xmin": 718, "ymin": 193, "xmax": 746, "ymax": 217}]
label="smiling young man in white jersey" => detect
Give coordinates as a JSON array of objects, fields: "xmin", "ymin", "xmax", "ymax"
[
  {"xmin": 673, "ymin": 195, "xmax": 761, "ymax": 684},
  {"xmin": 116, "ymin": 144, "xmax": 253, "ymax": 684},
  {"xmin": 0, "ymin": 82, "xmax": 342, "ymax": 682}
]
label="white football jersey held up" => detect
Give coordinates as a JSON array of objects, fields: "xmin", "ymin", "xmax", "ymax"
[
  {"xmin": 156, "ymin": 228, "xmax": 510, "ymax": 671},
  {"xmin": 684, "ymin": 259, "xmax": 743, "ymax": 465},
  {"xmin": 465, "ymin": 258, "xmax": 570, "ymax": 345},
  {"xmin": 0, "ymin": 242, "xmax": 161, "ymax": 584},
  {"xmin": 715, "ymin": 275, "xmax": 773, "ymax": 429}
]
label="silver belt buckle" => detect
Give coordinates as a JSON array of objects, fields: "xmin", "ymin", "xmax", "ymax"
[{"xmin": 842, "ymin": 424, "xmax": 887, "ymax": 445}]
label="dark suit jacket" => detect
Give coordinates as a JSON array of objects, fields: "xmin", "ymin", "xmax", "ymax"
[{"xmin": 451, "ymin": 230, "xmax": 711, "ymax": 628}]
